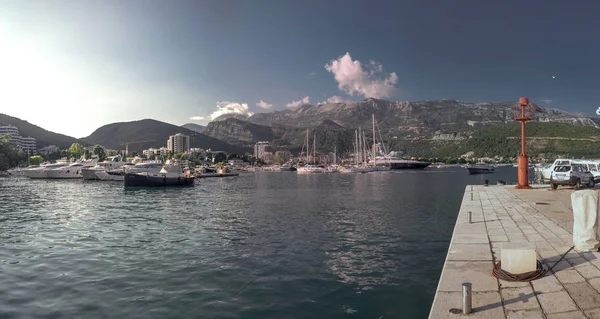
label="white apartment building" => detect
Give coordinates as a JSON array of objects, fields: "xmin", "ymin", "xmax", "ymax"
[
  {"xmin": 0, "ymin": 125, "xmax": 37, "ymax": 154},
  {"xmin": 167, "ymin": 133, "xmax": 190, "ymax": 154},
  {"xmin": 254, "ymin": 141, "xmax": 270, "ymax": 160},
  {"xmin": 143, "ymin": 147, "xmax": 169, "ymax": 158},
  {"xmin": 39, "ymin": 145, "xmax": 60, "ymax": 155}
]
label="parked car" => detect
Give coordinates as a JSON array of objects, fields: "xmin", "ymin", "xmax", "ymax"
[{"xmin": 550, "ymin": 164, "xmax": 595, "ymax": 190}]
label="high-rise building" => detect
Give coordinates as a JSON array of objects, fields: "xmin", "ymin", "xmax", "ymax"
[
  {"xmin": 167, "ymin": 133, "xmax": 190, "ymax": 154},
  {"xmin": 254, "ymin": 141, "xmax": 270, "ymax": 160},
  {"xmin": 0, "ymin": 125, "xmax": 37, "ymax": 154}
]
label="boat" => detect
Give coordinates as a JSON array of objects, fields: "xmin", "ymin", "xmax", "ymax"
[
  {"xmin": 95, "ymin": 166, "xmax": 134, "ymax": 181},
  {"xmin": 46, "ymin": 160, "xmax": 98, "ymax": 179},
  {"xmin": 124, "ymin": 162, "xmax": 194, "ymax": 187},
  {"xmin": 82, "ymin": 156, "xmax": 129, "ymax": 180},
  {"xmin": 297, "ymin": 129, "xmax": 325, "ymax": 174},
  {"xmin": 196, "ymin": 166, "xmax": 240, "ymax": 178},
  {"xmin": 466, "ymin": 163, "xmax": 495, "ymax": 174},
  {"xmin": 279, "ymin": 163, "xmax": 295, "ymax": 171},
  {"xmin": 124, "ymin": 162, "xmax": 164, "ymax": 174},
  {"xmin": 23, "ymin": 162, "xmax": 69, "ymax": 179}
]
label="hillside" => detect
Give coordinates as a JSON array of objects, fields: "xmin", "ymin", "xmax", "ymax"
[
  {"xmin": 390, "ymin": 122, "xmax": 600, "ymax": 159},
  {"xmin": 82, "ymin": 119, "xmax": 247, "ymax": 153},
  {"xmin": 0, "ymin": 113, "xmax": 86, "ymax": 149},
  {"xmin": 181, "ymin": 123, "xmax": 205, "ymax": 133},
  {"xmin": 201, "ymin": 99, "xmax": 600, "ymax": 157}
]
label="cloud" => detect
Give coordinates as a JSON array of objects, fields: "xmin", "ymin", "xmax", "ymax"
[
  {"xmin": 256, "ymin": 100, "xmax": 273, "ymax": 109},
  {"xmin": 210, "ymin": 101, "xmax": 254, "ymax": 119},
  {"xmin": 325, "ymin": 52, "xmax": 398, "ymax": 98},
  {"xmin": 286, "ymin": 96, "xmax": 311, "ymax": 108},
  {"xmin": 189, "ymin": 116, "xmax": 205, "ymax": 120},
  {"xmin": 308, "ymin": 71, "xmax": 316, "ymax": 76},
  {"xmin": 540, "ymin": 99, "xmax": 552, "ymax": 104},
  {"xmin": 317, "ymin": 95, "xmax": 350, "ymax": 105}
]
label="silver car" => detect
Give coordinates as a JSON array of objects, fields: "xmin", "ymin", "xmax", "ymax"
[{"xmin": 550, "ymin": 164, "xmax": 595, "ymax": 190}]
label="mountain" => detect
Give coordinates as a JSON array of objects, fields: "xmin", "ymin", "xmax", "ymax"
[
  {"xmin": 181, "ymin": 123, "xmax": 205, "ymax": 133},
  {"xmin": 212, "ymin": 113, "xmax": 253, "ymax": 122},
  {"xmin": 82, "ymin": 119, "xmax": 247, "ymax": 153},
  {"xmin": 201, "ymin": 99, "xmax": 600, "ymax": 157},
  {"xmin": 0, "ymin": 113, "xmax": 86, "ymax": 149}
]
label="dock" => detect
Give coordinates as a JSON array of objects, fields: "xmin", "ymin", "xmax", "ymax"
[{"xmin": 429, "ymin": 185, "xmax": 600, "ymax": 318}]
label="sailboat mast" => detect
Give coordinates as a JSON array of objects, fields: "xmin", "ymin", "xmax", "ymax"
[
  {"xmin": 334, "ymin": 145, "xmax": 337, "ymax": 165},
  {"xmin": 358, "ymin": 128, "xmax": 362, "ymax": 165},
  {"xmin": 372, "ymin": 114, "xmax": 376, "ymax": 167},
  {"xmin": 355, "ymin": 130, "xmax": 358, "ymax": 165},
  {"xmin": 306, "ymin": 129, "xmax": 310, "ymax": 163},
  {"xmin": 313, "ymin": 135, "xmax": 316, "ymax": 165}
]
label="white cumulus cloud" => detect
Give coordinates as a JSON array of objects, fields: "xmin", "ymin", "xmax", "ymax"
[
  {"xmin": 189, "ymin": 116, "xmax": 205, "ymax": 120},
  {"xmin": 256, "ymin": 100, "xmax": 273, "ymax": 109},
  {"xmin": 210, "ymin": 101, "xmax": 254, "ymax": 119},
  {"xmin": 540, "ymin": 99, "xmax": 552, "ymax": 104},
  {"xmin": 325, "ymin": 52, "xmax": 398, "ymax": 98},
  {"xmin": 317, "ymin": 96, "xmax": 350, "ymax": 105},
  {"xmin": 286, "ymin": 96, "xmax": 311, "ymax": 108}
]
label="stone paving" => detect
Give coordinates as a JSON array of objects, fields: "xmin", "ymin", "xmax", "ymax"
[{"xmin": 429, "ymin": 185, "xmax": 600, "ymax": 319}]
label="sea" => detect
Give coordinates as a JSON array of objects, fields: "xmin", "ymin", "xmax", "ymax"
[{"xmin": 0, "ymin": 167, "xmax": 522, "ymax": 319}]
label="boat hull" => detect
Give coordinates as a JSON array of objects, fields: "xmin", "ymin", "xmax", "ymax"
[
  {"xmin": 467, "ymin": 168, "xmax": 495, "ymax": 174},
  {"xmin": 81, "ymin": 168, "xmax": 100, "ymax": 180},
  {"xmin": 389, "ymin": 162, "xmax": 430, "ymax": 169},
  {"xmin": 124, "ymin": 173, "xmax": 195, "ymax": 187}
]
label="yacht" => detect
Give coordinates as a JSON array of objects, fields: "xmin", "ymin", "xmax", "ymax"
[
  {"xmin": 466, "ymin": 163, "xmax": 495, "ymax": 174},
  {"xmin": 24, "ymin": 163, "xmax": 68, "ymax": 179},
  {"xmin": 82, "ymin": 156, "xmax": 130, "ymax": 180},
  {"xmin": 371, "ymin": 156, "xmax": 430, "ymax": 169},
  {"xmin": 124, "ymin": 162, "xmax": 164, "ymax": 174},
  {"xmin": 46, "ymin": 160, "xmax": 98, "ymax": 179}
]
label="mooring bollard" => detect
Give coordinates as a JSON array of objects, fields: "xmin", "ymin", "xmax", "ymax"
[
  {"xmin": 468, "ymin": 211, "xmax": 472, "ymax": 224},
  {"xmin": 462, "ymin": 282, "xmax": 472, "ymax": 314}
]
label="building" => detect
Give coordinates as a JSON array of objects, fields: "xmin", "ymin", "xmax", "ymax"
[
  {"xmin": 143, "ymin": 147, "xmax": 169, "ymax": 158},
  {"xmin": 39, "ymin": 145, "xmax": 60, "ymax": 156},
  {"xmin": 274, "ymin": 150, "xmax": 291, "ymax": 164},
  {"xmin": 254, "ymin": 141, "xmax": 271, "ymax": 160},
  {"xmin": 0, "ymin": 125, "xmax": 37, "ymax": 154},
  {"xmin": 228, "ymin": 158, "xmax": 244, "ymax": 166},
  {"xmin": 20, "ymin": 137, "xmax": 37, "ymax": 155},
  {"xmin": 262, "ymin": 152, "xmax": 274, "ymax": 164},
  {"xmin": 167, "ymin": 133, "xmax": 190, "ymax": 154},
  {"xmin": 188, "ymin": 148, "xmax": 206, "ymax": 158}
]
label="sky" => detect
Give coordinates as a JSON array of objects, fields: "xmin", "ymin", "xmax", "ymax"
[{"xmin": 1, "ymin": 0, "xmax": 599, "ymax": 138}]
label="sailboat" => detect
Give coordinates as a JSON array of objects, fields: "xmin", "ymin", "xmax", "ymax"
[
  {"xmin": 369, "ymin": 114, "xmax": 391, "ymax": 171},
  {"xmin": 297, "ymin": 129, "xmax": 325, "ymax": 174}
]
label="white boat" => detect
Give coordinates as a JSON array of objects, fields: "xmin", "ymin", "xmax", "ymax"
[
  {"xmin": 279, "ymin": 163, "xmax": 295, "ymax": 171},
  {"xmin": 124, "ymin": 162, "xmax": 164, "ymax": 174},
  {"xmin": 296, "ymin": 129, "xmax": 325, "ymax": 174},
  {"xmin": 82, "ymin": 156, "xmax": 130, "ymax": 180},
  {"xmin": 95, "ymin": 168, "xmax": 128, "ymax": 181},
  {"xmin": 46, "ymin": 160, "xmax": 98, "ymax": 179},
  {"xmin": 23, "ymin": 162, "xmax": 68, "ymax": 179}
]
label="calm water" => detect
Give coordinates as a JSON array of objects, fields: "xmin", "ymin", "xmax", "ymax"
[{"xmin": 0, "ymin": 168, "xmax": 519, "ymax": 319}]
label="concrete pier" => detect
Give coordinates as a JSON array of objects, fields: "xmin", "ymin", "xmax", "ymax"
[{"xmin": 429, "ymin": 185, "xmax": 600, "ymax": 318}]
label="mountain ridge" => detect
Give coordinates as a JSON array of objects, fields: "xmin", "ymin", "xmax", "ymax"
[{"xmin": 0, "ymin": 113, "xmax": 88, "ymax": 149}]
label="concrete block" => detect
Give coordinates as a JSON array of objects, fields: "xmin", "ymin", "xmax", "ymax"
[
  {"xmin": 547, "ymin": 310, "xmax": 587, "ymax": 319},
  {"xmin": 537, "ymin": 291, "xmax": 578, "ymax": 314},
  {"xmin": 564, "ymin": 282, "xmax": 600, "ymax": 310},
  {"xmin": 501, "ymin": 242, "xmax": 537, "ymax": 274},
  {"xmin": 500, "ymin": 287, "xmax": 540, "ymax": 311},
  {"xmin": 531, "ymin": 274, "xmax": 563, "ymax": 293},
  {"xmin": 506, "ymin": 309, "xmax": 544, "ymax": 318},
  {"xmin": 555, "ymin": 269, "xmax": 585, "ymax": 284}
]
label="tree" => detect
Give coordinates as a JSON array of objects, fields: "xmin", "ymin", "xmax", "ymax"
[
  {"xmin": 107, "ymin": 150, "xmax": 117, "ymax": 157},
  {"xmin": 29, "ymin": 155, "xmax": 44, "ymax": 166},
  {"xmin": 227, "ymin": 153, "xmax": 239, "ymax": 160},
  {"xmin": 213, "ymin": 152, "xmax": 227, "ymax": 164},
  {"xmin": 93, "ymin": 145, "xmax": 106, "ymax": 162},
  {"xmin": 84, "ymin": 149, "xmax": 90, "ymax": 160},
  {"xmin": 68, "ymin": 143, "xmax": 85, "ymax": 160}
]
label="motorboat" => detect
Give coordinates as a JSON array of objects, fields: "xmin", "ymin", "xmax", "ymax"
[
  {"xmin": 82, "ymin": 156, "xmax": 129, "ymax": 180},
  {"xmin": 124, "ymin": 162, "xmax": 164, "ymax": 174},
  {"xmin": 279, "ymin": 163, "xmax": 295, "ymax": 171},
  {"xmin": 466, "ymin": 163, "xmax": 495, "ymax": 174},
  {"xmin": 23, "ymin": 162, "xmax": 68, "ymax": 179},
  {"xmin": 124, "ymin": 162, "xmax": 194, "ymax": 187},
  {"xmin": 46, "ymin": 160, "xmax": 98, "ymax": 179}
]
